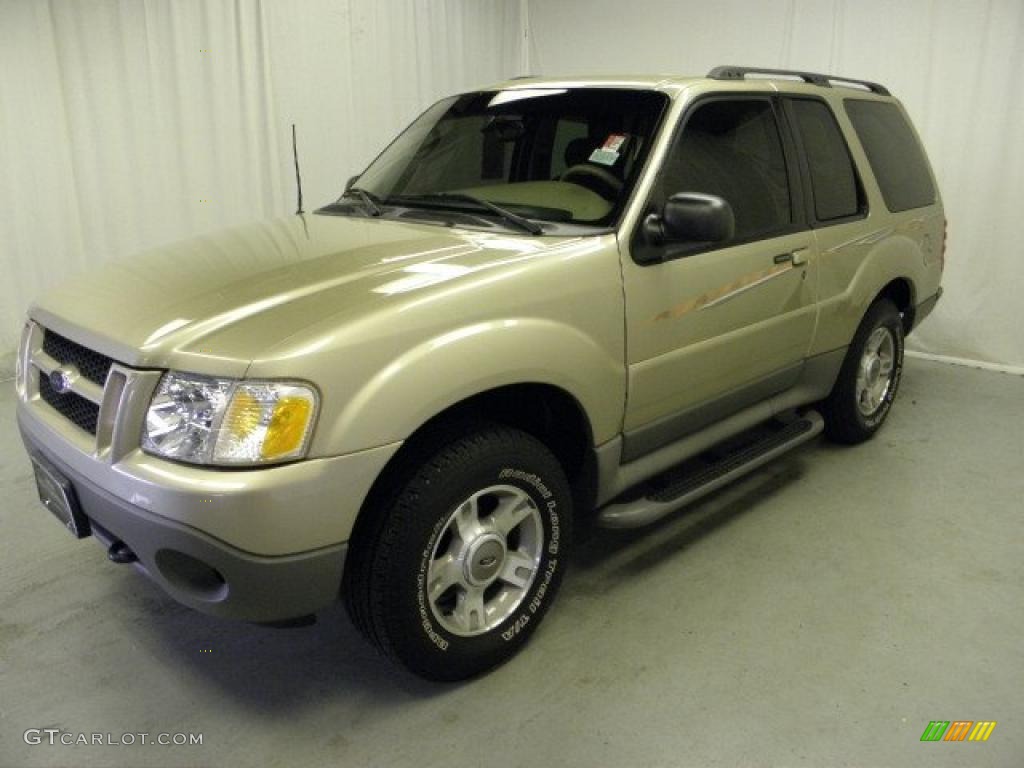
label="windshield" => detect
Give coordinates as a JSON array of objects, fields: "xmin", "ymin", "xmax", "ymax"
[{"xmin": 337, "ymin": 88, "xmax": 669, "ymax": 230}]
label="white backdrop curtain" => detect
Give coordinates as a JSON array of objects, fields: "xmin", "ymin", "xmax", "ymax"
[
  {"xmin": 0, "ymin": 0, "xmax": 524, "ymax": 377},
  {"xmin": 528, "ymin": 0, "xmax": 1024, "ymax": 370},
  {"xmin": 3, "ymin": 1, "xmax": 1022, "ymax": 375}
]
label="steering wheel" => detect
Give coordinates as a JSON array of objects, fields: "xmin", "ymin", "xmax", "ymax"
[{"xmin": 560, "ymin": 163, "xmax": 624, "ymax": 200}]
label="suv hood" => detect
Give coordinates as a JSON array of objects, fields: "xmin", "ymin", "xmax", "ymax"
[{"xmin": 31, "ymin": 214, "xmax": 573, "ymax": 377}]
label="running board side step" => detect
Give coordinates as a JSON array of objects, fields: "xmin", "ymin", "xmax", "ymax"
[{"xmin": 597, "ymin": 411, "xmax": 824, "ymax": 529}]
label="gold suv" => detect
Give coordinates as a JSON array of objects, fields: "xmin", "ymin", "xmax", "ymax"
[{"xmin": 16, "ymin": 66, "xmax": 944, "ymax": 680}]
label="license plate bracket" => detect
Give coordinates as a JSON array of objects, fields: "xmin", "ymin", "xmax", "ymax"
[{"xmin": 31, "ymin": 454, "xmax": 91, "ymax": 539}]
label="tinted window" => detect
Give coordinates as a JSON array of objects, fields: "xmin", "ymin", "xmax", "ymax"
[
  {"xmin": 790, "ymin": 99, "xmax": 862, "ymax": 221},
  {"xmin": 845, "ymin": 100, "xmax": 935, "ymax": 212},
  {"xmin": 549, "ymin": 118, "xmax": 589, "ymax": 177},
  {"xmin": 353, "ymin": 89, "xmax": 668, "ymax": 226},
  {"xmin": 660, "ymin": 99, "xmax": 792, "ymax": 242}
]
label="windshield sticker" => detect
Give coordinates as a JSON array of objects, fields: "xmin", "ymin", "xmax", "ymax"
[
  {"xmin": 602, "ymin": 133, "xmax": 627, "ymax": 152},
  {"xmin": 588, "ymin": 148, "xmax": 619, "ymax": 166},
  {"xmin": 590, "ymin": 133, "xmax": 628, "ymax": 165}
]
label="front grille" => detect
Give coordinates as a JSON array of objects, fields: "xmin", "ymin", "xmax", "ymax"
[
  {"xmin": 43, "ymin": 329, "xmax": 114, "ymax": 387},
  {"xmin": 39, "ymin": 374, "xmax": 100, "ymax": 434}
]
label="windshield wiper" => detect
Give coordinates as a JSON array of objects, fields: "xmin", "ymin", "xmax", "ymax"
[
  {"xmin": 341, "ymin": 187, "xmax": 384, "ymax": 217},
  {"xmin": 391, "ymin": 193, "xmax": 543, "ymax": 235}
]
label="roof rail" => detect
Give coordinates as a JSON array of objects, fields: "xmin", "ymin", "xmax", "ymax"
[{"xmin": 707, "ymin": 66, "xmax": 891, "ymax": 96}]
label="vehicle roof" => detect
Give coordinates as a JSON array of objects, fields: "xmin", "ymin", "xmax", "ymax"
[
  {"xmin": 486, "ymin": 73, "xmax": 893, "ymax": 99},
  {"xmin": 488, "ymin": 74, "xmax": 700, "ymax": 91}
]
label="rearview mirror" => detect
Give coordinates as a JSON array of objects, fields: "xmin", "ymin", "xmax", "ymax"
[
  {"xmin": 345, "ymin": 175, "xmax": 360, "ymax": 192},
  {"xmin": 643, "ymin": 192, "xmax": 735, "ymax": 247},
  {"xmin": 482, "ymin": 115, "xmax": 526, "ymax": 142}
]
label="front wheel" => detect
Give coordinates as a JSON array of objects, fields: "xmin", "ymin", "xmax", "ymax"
[
  {"xmin": 822, "ymin": 298, "xmax": 905, "ymax": 444},
  {"xmin": 344, "ymin": 424, "xmax": 571, "ymax": 681}
]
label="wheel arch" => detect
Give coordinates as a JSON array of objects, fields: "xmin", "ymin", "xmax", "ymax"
[
  {"xmin": 411, "ymin": 382, "xmax": 597, "ymax": 491},
  {"xmin": 874, "ymin": 277, "xmax": 916, "ymax": 334},
  {"xmin": 348, "ymin": 382, "xmax": 599, "ymax": 552}
]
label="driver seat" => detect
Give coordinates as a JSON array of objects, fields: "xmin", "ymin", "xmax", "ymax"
[{"xmin": 564, "ymin": 137, "xmax": 594, "ymax": 169}]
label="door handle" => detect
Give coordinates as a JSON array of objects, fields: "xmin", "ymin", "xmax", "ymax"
[{"xmin": 773, "ymin": 248, "xmax": 810, "ymax": 267}]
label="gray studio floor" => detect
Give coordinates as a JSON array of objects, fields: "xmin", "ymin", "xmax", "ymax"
[{"xmin": 1, "ymin": 357, "xmax": 1022, "ymax": 768}]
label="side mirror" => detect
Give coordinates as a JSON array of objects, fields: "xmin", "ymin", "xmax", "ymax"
[
  {"xmin": 345, "ymin": 175, "xmax": 360, "ymax": 192},
  {"xmin": 643, "ymin": 193, "xmax": 735, "ymax": 247}
]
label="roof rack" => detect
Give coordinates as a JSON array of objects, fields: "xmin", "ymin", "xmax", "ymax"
[{"xmin": 707, "ymin": 66, "xmax": 891, "ymax": 96}]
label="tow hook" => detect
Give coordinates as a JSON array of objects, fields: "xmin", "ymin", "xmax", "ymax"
[{"xmin": 107, "ymin": 540, "xmax": 138, "ymax": 564}]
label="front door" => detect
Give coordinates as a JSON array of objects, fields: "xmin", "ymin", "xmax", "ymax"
[{"xmin": 620, "ymin": 94, "xmax": 818, "ymax": 460}]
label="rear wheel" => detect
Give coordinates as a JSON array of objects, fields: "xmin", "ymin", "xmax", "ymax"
[
  {"xmin": 822, "ymin": 298, "xmax": 904, "ymax": 444},
  {"xmin": 344, "ymin": 424, "xmax": 571, "ymax": 681}
]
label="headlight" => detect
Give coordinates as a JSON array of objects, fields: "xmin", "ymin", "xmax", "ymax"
[{"xmin": 142, "ymin": 372, "xmax": 318, "ymax": 466}]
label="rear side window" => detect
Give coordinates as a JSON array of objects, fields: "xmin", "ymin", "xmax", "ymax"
[
  {"xmin": 845, "ymin": 100, "xmax": 936, "ymax": 212},
  {"xmin": 789, "ymin": 99, "xmax": 863, "ymax": 221}
]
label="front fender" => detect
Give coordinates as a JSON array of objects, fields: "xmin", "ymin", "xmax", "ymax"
[{"xmin": 319, "ymin": 318, "xmax": 625, "ymax": 455}]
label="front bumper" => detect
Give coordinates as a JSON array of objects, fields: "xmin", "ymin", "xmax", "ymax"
[{"xmin": 18, "ymin": 405, "xmax": 401, "ymax": 622}]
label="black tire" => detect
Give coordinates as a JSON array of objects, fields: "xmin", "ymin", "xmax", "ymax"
[
  {"xmin": 822, "ymin": 298, "xmax": 905, "ymax": 444},
  {"xmin": 344, "ymin": 423, "xmax": 572, "ymax": 681}
]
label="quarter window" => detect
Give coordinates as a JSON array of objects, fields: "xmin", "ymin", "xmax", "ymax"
[{"xmin": 845, "ymin": 100, "xmax": 936, "ymax": 212}]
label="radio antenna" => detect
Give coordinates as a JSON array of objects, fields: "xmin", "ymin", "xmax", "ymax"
[{"xmin": 292, "ymin": 124, "xmax": 304, "ymax": 215}]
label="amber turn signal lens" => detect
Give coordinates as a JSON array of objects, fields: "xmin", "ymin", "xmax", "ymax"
[{"xmin": 261, "ymin": 396, "xmax": 314, "ymax": 460}]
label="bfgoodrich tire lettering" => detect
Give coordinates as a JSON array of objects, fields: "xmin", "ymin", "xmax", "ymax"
[{"xmin": 344, "ymin": 424, "xmax": 571, "ymax": 681}]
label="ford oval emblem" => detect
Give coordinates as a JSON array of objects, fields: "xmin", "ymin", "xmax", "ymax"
[{"xmin": 50, "ymin": 367, "xmax": 76, "ymax": 395}]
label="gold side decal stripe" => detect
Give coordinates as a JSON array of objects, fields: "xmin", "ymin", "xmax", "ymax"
[{"xmin": 652, "ymin": 263, "xmax": 793, "ymax": 323}]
